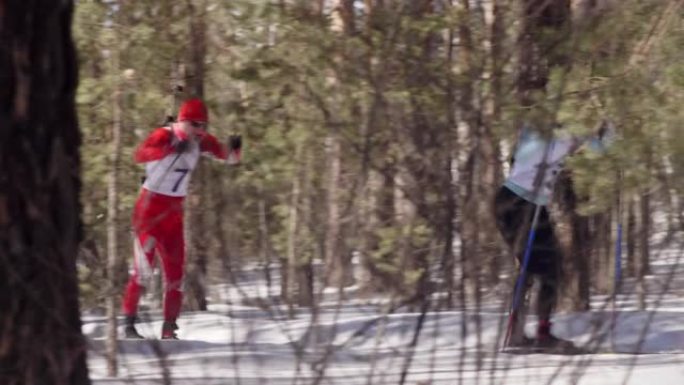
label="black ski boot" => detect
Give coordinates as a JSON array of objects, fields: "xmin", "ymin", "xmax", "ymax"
[
  {"xmin": 161, "ymin": 320, "xmax": 179, "ymax": 340},
  {"xmin": 124, "ymin": 315, "xmax": 144, "ymax": 339}
]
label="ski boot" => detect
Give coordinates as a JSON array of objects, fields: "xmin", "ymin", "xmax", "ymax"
[
  {"xmin": 161, "ymin": 320, "xmax": 179, "ymax": 340},
  {"xmin": 124, "ymin": 315, "xmax": 144, "ymax": 339}
]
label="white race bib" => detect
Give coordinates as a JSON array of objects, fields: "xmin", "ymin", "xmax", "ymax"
[{"xmin": 142, "ymin": 142, "xmax": 200, "ymax": 197}]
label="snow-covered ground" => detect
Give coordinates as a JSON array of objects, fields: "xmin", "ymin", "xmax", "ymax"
[{"xmin": 84, "ymin": 242, "xmax": 684, "ymax": 384}]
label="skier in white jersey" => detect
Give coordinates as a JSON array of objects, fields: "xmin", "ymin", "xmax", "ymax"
[
  {"xmin": 495, "ymin": 124, "xmax": 607, "ymax": 350},
  {"xmin": 122, "ymin": 98, "xmax": 241, "ymax": 339}
]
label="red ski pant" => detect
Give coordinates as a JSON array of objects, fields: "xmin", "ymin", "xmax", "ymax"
[{"xmin": 122, "ymin": 188, "xmax": 185, "ymax": 321}]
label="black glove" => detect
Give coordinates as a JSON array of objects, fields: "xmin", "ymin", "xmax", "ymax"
[
  {"xmin": 228, "ymin": 135, "xmax": 242, "ymax": 151},
  {"xmin": 174, "ymin": 139, "xmax": 190, "ymax": 153}
]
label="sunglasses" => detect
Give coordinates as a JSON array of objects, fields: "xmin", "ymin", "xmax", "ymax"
[{"xmin": 189, "ymin": 121, "xmax": 207, "ymax": 129}]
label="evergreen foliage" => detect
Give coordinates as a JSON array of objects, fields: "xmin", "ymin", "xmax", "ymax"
[{"xmin": 73, "ymin": 0, "xmax": 684, "ymax": 308}]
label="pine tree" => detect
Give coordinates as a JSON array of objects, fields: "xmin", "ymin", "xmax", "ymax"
[{"xmin": 0, "ymin": 2, "xmax": 90, "ymax": 384}]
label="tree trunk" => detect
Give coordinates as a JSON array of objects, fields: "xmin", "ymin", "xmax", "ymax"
[
  {"xmin": 325, "ymin": 132, "xmax": 350, "ymax": 288},
  {"xmin": 360, "ymin": 164, "xmax": 398, "ymax": 294},
  {"xmin": 356, "ymin": 93, "xmax": 388, "ymax": 294},
  {"xmin": 356, "ymin": 0, "xmax": 390, "ymax": 295},
  {"xmin": 491, "ymin": 0, "xmax": 507, "ymax": 124},
  {"xmin": 517, "ymin": 0, "xmax": 571, "ymax": 113},
  {"xmin": 184, "ymin": 0, "xmax": 209, "ymax": 311},
  {"xmin": 185, "ymin": 168, "xmax": 209, "ymax": 311},
  {"xmin": 105, "ymin": 24, "xmax": 123, "ymax": 377},
  {"xmin": 637, "ymin": 189, "xmax": 651, "ymax": 310},
  {"xmin": 210, "ymin": 165, "xmax": 233, "ymax": 286},
  {"xmin": 639, "ymin": 190, "xmax": 651, "ymax": 276},
  {"xmin": 440, "ymin": 12, "xmax": 458, "ymax": 309},
  {"xmin": 400, "ymin": 0, "xmax": 439, "ymax": 302},
  {"xmin": 0, "ymin": 2, "xmax": 91, "ymax": 384},
  {"xmin": 637, "ymin": 145, "xmax": 652, "ymax": 311},
  {"xmin": 457, "ymin": 0, "xmax": 486, "ymax": 308},
  {"xmin": 258, "ymin": 189, "xmax": 275, "ymax": 296},
  {"xmin": 516, "ymin": 0, "xmax": 579, "ymax": 311},
  {"xmin": 297, "ymin": 145, "xmax": 315, "ymax": 306},
  {"xmin": 284, "ymin": 149, "xmax": 302, "ymax": 313},
  {"xmin": 554, "ymin": 173, "xmax": 591, "ymax": 310},
  {"xmin": 626, "ymin": 197, "xmax": 637, "ymax": 277},
  {"xmin": 591, "ymin": 211, "xmax": 612, "ymax": 294},
  {"xmin": 323, "ymin": 0, "xmax": 356, "ymax": 289}
]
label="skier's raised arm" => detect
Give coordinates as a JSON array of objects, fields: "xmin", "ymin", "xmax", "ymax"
[
  {"xmin": 198, "ymin": 133, "xmax": 242, "ymax": 165},
  {"xmin": 199, "ymin": 132, "xmax": 228, "ymax": 160}
]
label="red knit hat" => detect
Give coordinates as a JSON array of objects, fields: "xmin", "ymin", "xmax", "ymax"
[{"xmin": 178, "ymin": 98, "xmax": 208, "ymax": 123}]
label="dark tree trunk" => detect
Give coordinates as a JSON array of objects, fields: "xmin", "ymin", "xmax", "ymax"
[
  {"xmin": 184, "ymin": 0, "xmax": 209, "ymax": 311},
  {"xmin": 298, "ymin": 145, "xmax": 315, "ymax": 306},
  {"xmin": 0, "ymin": 2, "xmax": 90, "ymax": 384},
  {"xmin": 105, "ymin": 21, "xmax": 123, "ymax": 377},
  {"xmin": 491, "ymin": 0, "xmax": 507, "ymax": 124},
  {"xmin": 441, "ymin": 153, "xmax": 457, "ymax": 308},
  {"xmin": 517, "ymin": 0, "xmax": 586, "ymax": 311},
  {"xmin": 596, "ymin": 211, "xmax": 613, "ymax": 293},
  {"xmin": 517, "ymin": 0, "xmax": 571, "ymax": 111},
  {"xmin": 637, "ymin": 189, "xmax": 651, "ymax": 310},
  {"xmin": 637, "ymin": 146, "xmax": 652, "ymax": 309},
  {"xmin": 324, "ymin": 131, "xmax": 347, "ymax": 287},
  {"xmin": 324, "ymin": 0, "xmax": 357, "ymax": 289},
  {"xmin": 284, "ymin": 143, "xmax": 303, "ymax": 313},
  {"xmin": 458, "ymin": 0, "xmax": 481, "ymax": 307},
  {"xmin": 638, "ymin": 190, "xmax": 651, "ymax": 276},
  {"xmin": 626, "ymin": 198, "xmax": 637, "ymax": 277},
  {"xmin": 554, "ymin": 173, "xmax": 591, "ymax": 310},
  {"xmin": 440, "ymin": 10, "xmax": 458, "ymax": 309},
  {"xmin": 356, "ymin": 0, "xmax": 395, "ymax": 296}
]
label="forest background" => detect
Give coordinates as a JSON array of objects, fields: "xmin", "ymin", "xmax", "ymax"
[{"xmin": 75, "ymin": 0, "xmax": 684, "ymax": 315}]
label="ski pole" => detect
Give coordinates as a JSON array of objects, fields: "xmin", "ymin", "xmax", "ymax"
[{"xmin": 503, "ymin": 203, "xmax": 543, "ymax": 348}]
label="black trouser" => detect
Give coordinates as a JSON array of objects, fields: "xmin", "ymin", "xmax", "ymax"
[{"xmin": 494, "ymin": 186, "xmax": 562, "ymax": 322}]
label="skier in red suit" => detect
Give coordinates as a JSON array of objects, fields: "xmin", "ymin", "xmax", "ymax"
[{"xmin": 122, "ymin": 98, "xmax": 241, "ymax": 339}]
